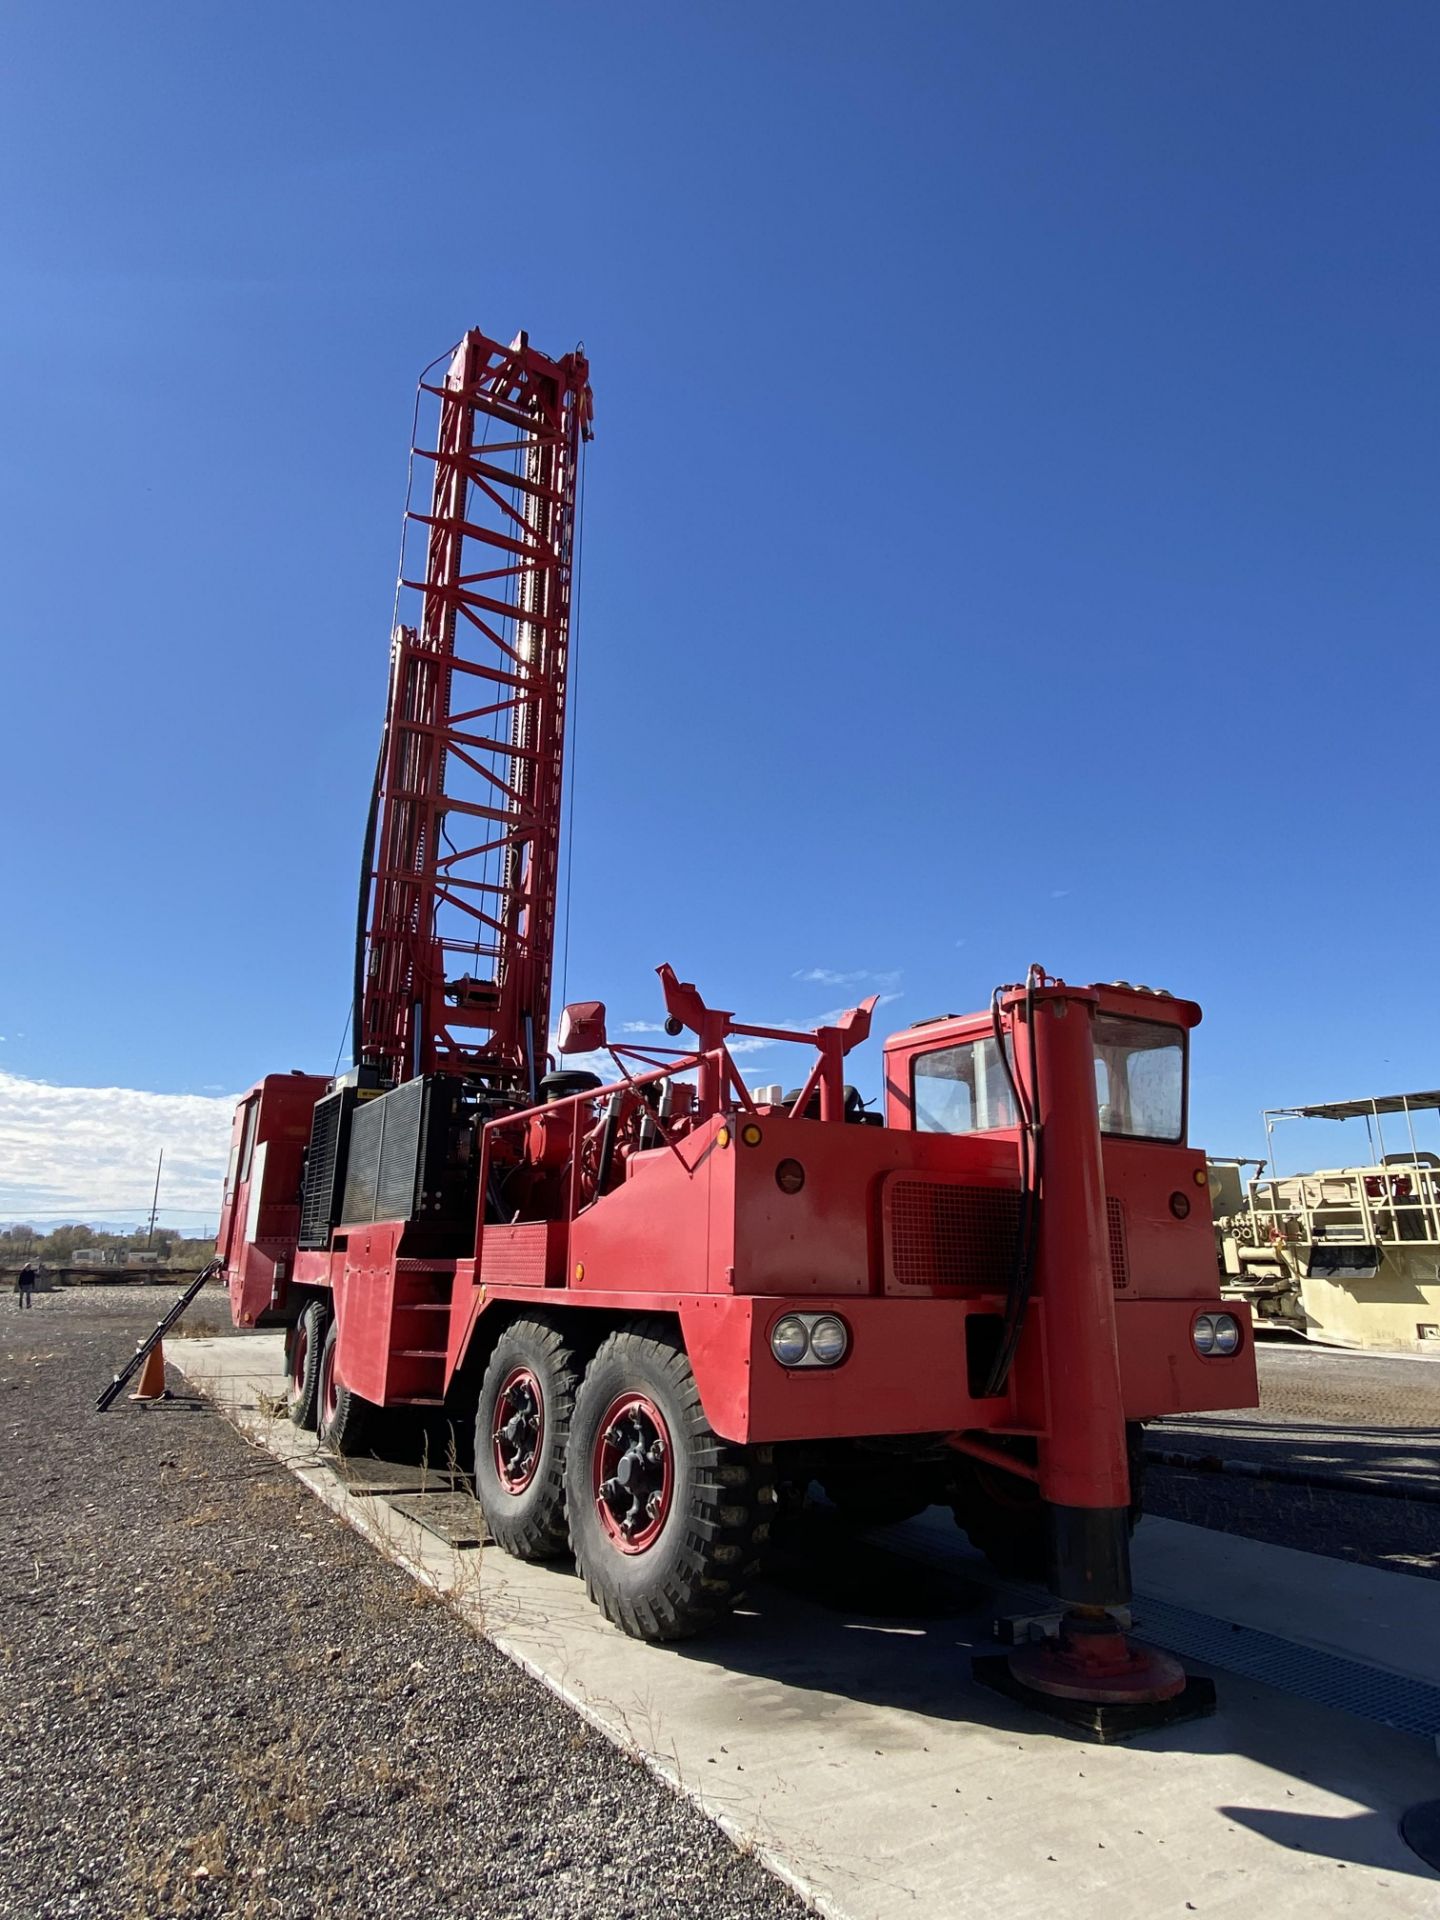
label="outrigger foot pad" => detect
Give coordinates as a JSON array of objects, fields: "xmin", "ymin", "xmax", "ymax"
[
  {"xmin": 972, "ymin": 1607, "xmax": 1217, "ymax": 1743},
  {"xmin": 973, "ymin": 1655, "xmax": 1216, "ymax": 1741}
]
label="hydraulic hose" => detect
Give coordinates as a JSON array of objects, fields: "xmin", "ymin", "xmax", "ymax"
[
  {"xmin": 352, "ymin": 721, "xmax": 387, "ymax": 1072},
  {"xmin": 982, "ymin": 966, "xmax": 1044, "ymax": 1398}
]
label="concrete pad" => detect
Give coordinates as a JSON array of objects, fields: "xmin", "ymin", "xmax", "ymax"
[
  {"xmin": 1133, "ymin": 1519, "xmax": 1440, "ymax": 1689},
  {"xmin": 893, "ymin": 1507, "xmax": 1440, "ymax": 1690},
  {"xmin": 170, "ymin": 1336, "xmax": 1440, "ymax": 1920}
]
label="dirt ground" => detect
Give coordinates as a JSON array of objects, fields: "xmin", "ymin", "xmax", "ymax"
[
  {"xmin": 3, "ymin": 1284, "xmax": 1434, "ymax": 1917},
  {"xmin": 0, "ymin": 1287, "xmax": 808, "ymax": 1920}
]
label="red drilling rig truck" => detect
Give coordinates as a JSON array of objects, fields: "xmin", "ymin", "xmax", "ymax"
[{"xmin": 216, "ymin": 326, "xmax": 1257, "ymax": 1708}]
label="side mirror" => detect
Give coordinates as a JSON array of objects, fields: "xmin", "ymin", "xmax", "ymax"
[{"xmin": 557, "ymin": 1000, "xmax": 607, "ymax": 1055}]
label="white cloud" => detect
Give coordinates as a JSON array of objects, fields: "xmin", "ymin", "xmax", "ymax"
[
  {"xmin": 793, "ymin": 967, "xmax": 902, "ymax": 990},
  {"xmin": 0, "ymin": 1070, "xmax": 239, "ymax": 1221},
  {"xmin": 618, "ymin": 1020, "xmax": 667, "ymax": 1034}
]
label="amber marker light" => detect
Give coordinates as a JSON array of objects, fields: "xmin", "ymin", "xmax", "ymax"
[{"xmin": 741, "ymin": 1122, "xmax": 764, "ymax": 1147}]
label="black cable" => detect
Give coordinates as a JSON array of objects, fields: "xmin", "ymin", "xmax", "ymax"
[
  {"xmin": 983, "ymin": 967, "xmax": 1044, "ymax": 1397},
  {"xmin": 353, "ymin": 340, "xmax": 467, "ymax": 1076},
  {"xmin": 559, "ymin": 434, "xmax": 588, "ymax": 1011},
  {"xmin": 332, "ymin": 1002, "xmax": 354, "ymax": 1080},
  {"xmin": 352, "ymin": 722, "xmax": 387, "ymax": 1071}
]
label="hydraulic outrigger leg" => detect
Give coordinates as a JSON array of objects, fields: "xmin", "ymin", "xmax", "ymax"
[{"xmin": 973, "ymin": 979, "xmax": 1214, "ymax": 1738}]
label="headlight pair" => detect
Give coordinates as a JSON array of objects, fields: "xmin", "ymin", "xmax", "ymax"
[
  {"xmin": 770, "ymin": 1312, "xmax": 849, "ymax": 1369},
  {"xmin": 1193, "ymin": 1311, "xmax": 1241, "ymax": 1357}
]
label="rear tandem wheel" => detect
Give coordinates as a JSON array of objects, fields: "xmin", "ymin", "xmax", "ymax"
[
  {"xmin": 316, "ymin": 1314, "xmax": 375, "ymax": 1456},
  {"xmin": 473, "ymin": 1318, "xmax": 582, "ymax": 1561},
  {"xmin": 285, "ymin": 1298, "xmax": 329, "ymax": 1432}
]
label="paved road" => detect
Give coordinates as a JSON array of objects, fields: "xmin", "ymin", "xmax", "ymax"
[{"xmin": 1146, "ymin": 1339, "xmax": 1439, "ymax": 1581}]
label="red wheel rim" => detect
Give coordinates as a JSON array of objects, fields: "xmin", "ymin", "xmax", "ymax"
[
  {"xmin": 290, "ymin": 1320, "xmax": 309, "ymax": 1395},
  {"xmin": 492, "ymin": 1366, "xmax": 544, "ymax": 1494},
  {"xmin": 593, "ymin": 1392, "xmax": 674, "ymax": 1554}
]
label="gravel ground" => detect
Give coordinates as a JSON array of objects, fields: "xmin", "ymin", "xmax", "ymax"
[
  {"xmin": 0, "ymin": 1287, "xmax": 808, "ymax": 1920},
  {"xmin": 1145, "ymin": 1340, "xmax": 1440, "ymax": 1581}
]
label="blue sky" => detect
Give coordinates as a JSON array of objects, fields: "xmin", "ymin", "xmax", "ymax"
[{"xmin": 1, "ymin": 1, "xmax": 1437, "ymax": 1218}]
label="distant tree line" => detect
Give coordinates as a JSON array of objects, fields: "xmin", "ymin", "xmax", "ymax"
[{"xmin": 0, "ymin": 1223, "xmax": 216, "ymax": 1267}]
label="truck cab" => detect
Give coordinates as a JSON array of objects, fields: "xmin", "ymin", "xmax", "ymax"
[{"xmin": 883, "ymin": 982, "xmax": 1220, "ymax": 1307}]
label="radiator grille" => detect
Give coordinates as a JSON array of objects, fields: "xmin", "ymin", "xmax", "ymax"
[
  {"xmin": 885, "ymin": 1181, "xmax": 1021, "ymax": 1291},
  {"xmin": 1107, "ymin": 1196, "xmax": 1130, "ymax": 1291},
  {"xmin": 298, "ymin": 1089, "xmax": 351, "ymax": 1251},
  {"xmin": 884, "ymin": 1180, "xmax": 1132, "ymax": 1292}
]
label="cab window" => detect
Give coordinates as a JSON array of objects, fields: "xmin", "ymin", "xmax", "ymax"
[
  {"xmin": 912, "ymin": 1038, "xmax": 1017, "ymax": 1134},
  {"xmin": 235, "ymin": 1097, "xmax": 260, "ymax": 1188},
  {"xmin": 1094, "ymin": 1015, "xmax": 1185, "ymax": 1142}
]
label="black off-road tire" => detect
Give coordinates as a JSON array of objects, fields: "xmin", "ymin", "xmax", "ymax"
[
  {"xmin": 474, "ymin": 1318, "xmax": 582, "ymax": 1561},
  {"xmin": 566, "ymin": 1325, "xmax": 773, "ymax": 1642},
  {"xmin": 951, "ymin": 1424, "xmax": 1146, "ymax": 1582},
  {"xmin": 286, "ymin": 1299, "xmax": 329, "ymax": 1431},
  {"xmin": 317, "ymin": 1315, "xmax": 375, "ymax": 1457}
]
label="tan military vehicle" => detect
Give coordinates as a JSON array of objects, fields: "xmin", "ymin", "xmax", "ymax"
[{"xmin": 1211, "ymin": 1091, "xmax": 1440, "ymax": 1352}]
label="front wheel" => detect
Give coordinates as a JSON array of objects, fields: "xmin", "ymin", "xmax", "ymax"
[
  {"xmin": 566, "ymin": 1325, "xmax": 773, "ymax": 1642},
  {"xmin": 316, "ymin": 1315, "xmax": 375, "ymax": 1456}
]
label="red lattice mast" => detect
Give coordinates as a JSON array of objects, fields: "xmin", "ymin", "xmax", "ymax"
[{"xmin": 357, "ymin": 329, "xmax": 593, "ymax": 1093}]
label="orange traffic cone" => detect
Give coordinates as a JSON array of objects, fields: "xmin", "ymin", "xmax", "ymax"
[{"xmin": 129, "ymin": 1339, "xmax": 169, "ymax": 1401}]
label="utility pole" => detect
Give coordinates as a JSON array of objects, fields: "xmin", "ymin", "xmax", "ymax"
[{"xmin": 146, "ymin": 1149, "xmax": 164, "ymax": 1248}]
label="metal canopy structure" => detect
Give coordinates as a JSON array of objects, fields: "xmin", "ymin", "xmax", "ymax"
[{"xmin": 1269, "ymin": 1092, "xmax": 1440, "ymax": 1123}]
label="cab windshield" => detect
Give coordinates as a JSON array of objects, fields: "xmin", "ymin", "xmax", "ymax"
[{"xmin": 909, "ymin": 1015, "xmax": 1186, "ymax": 1142}]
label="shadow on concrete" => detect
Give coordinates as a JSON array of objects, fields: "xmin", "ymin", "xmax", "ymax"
[
  {"xmin": 666, "ymin": 1507, "xmax": 1440, "ymax": 1884},
  {"xmin": 1221, "ymin": 1804, "xmax": 1435, "ymax": 1879},
  {"xmin": 318, "ymin": 1415, "xmax": 1440, "ymax": 1884}
]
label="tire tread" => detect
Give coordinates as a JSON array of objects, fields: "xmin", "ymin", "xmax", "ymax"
[{"xmin": 567, "ymin": 1324, "xmax": 772, "ymax": 1642}]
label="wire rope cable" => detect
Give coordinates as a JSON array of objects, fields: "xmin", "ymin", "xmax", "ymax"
[{"xmin": 559, "ymin": 430, "xmax": 588, "ymax": 1012}]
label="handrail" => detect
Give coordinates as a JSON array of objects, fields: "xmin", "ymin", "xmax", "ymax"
[{"xmin": 1242, "ymin": 1160, "xmax": 1440, "ymax": 1252}]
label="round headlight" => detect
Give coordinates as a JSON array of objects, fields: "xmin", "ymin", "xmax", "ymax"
[
  {"xmin": 1192, "ymin": 1313, "xmax": 1216, "ymax": 1356},
  {"xmin": 776, "ymin": 1158, "xmax": 805, "ymax": 1195},
  {"xmin": 808, "ymin": 1314, "xmax": 849, "ymax": 1367},
  {"xmin": 1212, "ymin": 1313, "xmax": 1241, "ymax": 1355},
  {"xmin": 771, "ymin": 1315, "xmax": 810, "ymax": 1367},
  {"xmin": 1169, "ymin": 1190, "xmax": 1191, "ymax": 1219}
]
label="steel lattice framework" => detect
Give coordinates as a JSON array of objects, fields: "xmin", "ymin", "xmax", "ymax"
[{"xmin": 358, "ymin": 329, "xmax": 593, "ymax": 1093}]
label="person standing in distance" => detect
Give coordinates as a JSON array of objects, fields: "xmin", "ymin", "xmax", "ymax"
[{"xmin": 15, "ymin": 1262, "xmax": 37, "ymax": 1309}]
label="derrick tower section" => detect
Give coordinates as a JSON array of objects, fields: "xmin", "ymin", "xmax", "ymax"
[{"xmin": 357, "ymin": 329, "xmax": 593, "ymax": 1095}]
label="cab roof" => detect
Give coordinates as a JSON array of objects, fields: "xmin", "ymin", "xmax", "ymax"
[{"xmin": 888, "ymin": 979, "xmax": 1201, "ymax": 1049}]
